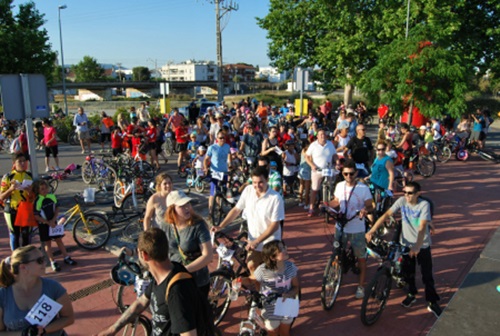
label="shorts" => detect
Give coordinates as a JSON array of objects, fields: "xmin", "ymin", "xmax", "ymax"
[
  {"xmin": 263, "ymin": 314, "xmax": 294, "ymax": 330},
  {"xmin": 210, "ymin": 174, "xmax": 228, "ymax": 196},
  {"xmin": 38, "ymin": 223, "xmax": 64, "ymax": 242},
  {"xmin": 479, "ymin": 131, "xmax": 486, "ymax": 141},
  {"xmin": 100, "ymin": 133, "xmax": 111, "ymax": 143},
  {"xmin": 470, "ymin": 130, "xmax": 481, "ymax": 141},
  {"xmin": 177, "ymin": 142, "xmax": 188, "ymax": 152},
  {"xmin": 298, "ymin": 166, "xmax": 311, "ymax": 181},
  {"xmin": 77, "ymin": 131, "xmax": 90, "ymax": 141},
  {"xmin": 283, "ymin": 175, "xmax": 296, "ymax": 187},
  {"xmin": 45, "ymin": 145, "xmax": 58, "ymax": 158},
  {"xmin": 311, "ymin": 170, "xmax": 324, "ymax": 191},
  {"xmin": 334, "ymin": 231, "xmax": 366, "ymax": 258},
  {"xmin": 148, "ymin": 142, "xmax": 157, "ymax": 152},
  {"xmin": 246, "ymin": 250, "xmax": 263, "ymax": 269}
]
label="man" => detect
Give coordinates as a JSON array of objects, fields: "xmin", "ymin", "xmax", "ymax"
[
  {"xmin": 239, "ymin": 122, "xmax": 263, "ymax": 160},
  {"xmin": 229, "ymin": 108, "xmax": 245, "ymax": 134},
  {"xmin": 238, "ymin": 156, "xmax": 282, "ymax": 196},
  {"xmin": 346, "ymin": 112, "xmax": 358, "ymax": 138},
  {"xmin": 166, "ymin": 108, "xmax": 184, "ymax": 132},
  {"xmin": 267, "ymin": 107, "xmax": 280, "ymax": 129},
  {"xmin": 470, "ymin": 109, "xmax": 485, "ymax": 149},
  {"xmin": 212, "ymin": 166, "xmax": 284, "ymax": 275},
  {"xmin": 209, "ymin": 113, "xmax": 225, "ymax": 144},
  {"xmin": 98, "ymin": 228, "xmax": 201, "ymax": 336},
  {"xmin": 366, "ymin": 182, "xmax": 442, "ymax": 317},
  {"xmin": 138, "ymin": 102, "xmax": 150, "ymax": 127},
  {"xmin": 73, "ymin": 107, "xmax": 91, "ymax": 154},
  {"xmin": 0, "ymin": 153, "xmax": 33, "ymax": 250},
  {"xmin": 306, "ymin": 128, "xmax": 338, "ymax": 217},
  {"xmin": 204, "ymin": 130, "xmax": 231, "ymax": 217},
  {"xmin": 344, "ymin": 124, "xmax": 374, "ymax": 178},
  {"xmin": 325, "ymin": 160, "xmax": 373, "ymax": 299}
]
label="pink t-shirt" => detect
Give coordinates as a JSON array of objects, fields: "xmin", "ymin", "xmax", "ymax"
[{"xmin": 44, "ymin": 126, "xmax": 57, "ymax": 146}]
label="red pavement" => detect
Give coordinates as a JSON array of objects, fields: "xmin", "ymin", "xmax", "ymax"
[{"xmin": 1, "ymin": 154, "xmax": 499, "ymax": 335}]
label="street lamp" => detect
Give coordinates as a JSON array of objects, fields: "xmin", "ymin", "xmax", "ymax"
[{"xmin": 58, "ymin": 5, "xmax": 68, "ymax": 116}]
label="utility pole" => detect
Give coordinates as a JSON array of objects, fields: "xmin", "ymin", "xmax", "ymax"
[{"xmin": 214, "ymin": 0, "xmax": 238, "ymax": 102}]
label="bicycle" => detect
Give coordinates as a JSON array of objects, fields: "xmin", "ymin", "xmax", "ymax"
[
  {"xmin": 59, "ymin": 194, "xmax": 111, "ymax": 250},
  {"xmin": 320, "ymin": 206, "xmax": 361, "ymax": 311},
  {"xmin": 185, "ymin": 166, "xmax": 210, "ymax": 194},
  {"xmin": 319, "ymin": 165, "xmax": 340, "ymax": 223},
  {"xmin": 360, "ymin": 237, "xmax": 410, "ymax": 326},
  {"xmin": 111, "ymin": 251, "xmax": 152, "ymax": 335},
  {"xmin": 81, "ymin": 154, "xmax": 117, "ymax": 187},
  {"xmin": 209, "ymin": 231, "xmax": 250, "ymax": 326},
  {"xmin": 210, "ymin": 172, "xmax": 240, "ymax": 227}
]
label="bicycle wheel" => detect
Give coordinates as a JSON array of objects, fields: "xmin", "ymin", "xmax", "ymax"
[
  {"xmin": 114, "ymin": 180, "xmax": 127, "ymax": 208},
  {"xmin": 162, "ymin": 139, "xmax": 174, "ymax": 156},
  {"xmin": 131, "ymin": 161, "xmax": 155, "ymax": 180},
  {"xmin": 211, "ymin": 194, "xmax": 230, "ymax": 227},
  {"xmin": 477, "ymin": 149, "xmax": 500, "ymax": 163},
  {"xmin": 101, "ymin": 165, "xmax": 118, "ymax": 189},
  {"xmin": 360, "ymin": 267, "xmax": 393, "ymax": 326},
  {"xmin": 209, "ymin": 270, "xmax": 232, "ymax": 326},
  {"xmin": 436, "ymin": 146, "xmax": 451, "ymax": 163},
  {"xmin": 121, "ymin": 193, "xmax": 146, "ymax": 213},
  {"xmin": 417, "ymin": 156, "xmax": 436, "ymax": 177},
  {"xmin": 321, "ymin": 252, "xmax": 342, "ymax": 311},
  {"xmin": 68, "ymin": 132, "xmax": 78, "ymax": 145},
  {"xmin": 81, "ymin": 161, "xmax": 94, "ymax": 184},
  {"xmin": 72, "ymin": 213, "xmax": 111, "ymax": 250},
  {"xmin": 48, "ymin": 178, "xmax": 58, "ymax": 194},
  {"xmin": 120, "ymin": 315, "xmax": 151, "ymax": 336},
  {"xmin": 194, "ymin": 179, "xmax": 205, "ymax": 193},
  {"xmin": 122, "ymin": 218, "xmax": 143, "ymax": 242}
]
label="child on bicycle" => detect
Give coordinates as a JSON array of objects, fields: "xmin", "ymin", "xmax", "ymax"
[
  {"xmin": 32, "ymin": 179, "xmax": 76, "ymax": 272},
  {"xmin": 187, "ymin": 132, "xmax": 200, "ymax": 160},
  {"xmin": 254, "ymin": 240, "xmax": 299, "ymax": 336}
]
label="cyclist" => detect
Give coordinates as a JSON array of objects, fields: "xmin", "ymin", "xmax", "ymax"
[
  {"xmin": 239, "ymin": 122, "xmax": 263, "ymax": 162},
  {"xmin": 366, "ymin": 181, "xmax": 442, "ymax": 317},
  {"xmin": 324, "ymin": 160, "xmax": 373, "ymax": 299},
  {"xmin": 344, "ymin": 124, "xmax": 373, "ymax": 179},
  {"xmin": 366, "ymin": 140, "xmax": 394, "ymax": 193}
]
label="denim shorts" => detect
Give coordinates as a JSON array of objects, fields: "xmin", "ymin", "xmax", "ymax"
[{"xmin": 334, "ymin": 231, "xmax": 367, "ymax": 258}]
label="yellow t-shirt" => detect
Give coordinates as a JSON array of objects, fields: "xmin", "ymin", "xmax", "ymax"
[{"xmin": 0, "ymin": 170, "xmax": 33, "ymax": 210}]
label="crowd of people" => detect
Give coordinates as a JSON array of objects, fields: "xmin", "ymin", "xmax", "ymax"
[{"xmin": 2, "ymin": 97, "xmax": 497, "ymax": 334}]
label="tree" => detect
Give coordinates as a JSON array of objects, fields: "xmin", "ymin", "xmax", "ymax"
[
  {"xmin": 72, "ymin": 56, "xmax": 104, "ymax": 82},
  {"xmin": 0, "ymin": 0, "xmax": 56, "ymax": 82},
  {"xmin": 132, "ymin": 67, "xmax": 151, "ymax": 81}
]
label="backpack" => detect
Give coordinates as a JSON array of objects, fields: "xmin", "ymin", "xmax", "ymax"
[
  {"xmin": 439, "ymin": 124, "xmax": 446, "ymax": 137},
  {"xmin": 9, "ymin": 137, "xmax": 21, "ymax": 154},
  {"xmin": 166, "ymin": 272, "xmax": 216, "ymax": 336}
]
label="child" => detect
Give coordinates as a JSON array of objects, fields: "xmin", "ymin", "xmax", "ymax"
[
  {"xmin": 187, "ymin": 133, "xmax": 200, "ymax": 160},
  {"xmin": 193, "ymin": 146, "xmax": 207, "ymax": 179},
  {"xmin": 131, "ymin": 130, "xmax": 147, "ymax": 161},
  {"xmin": 298, "ymin": 141, "xmax": 311, "ymax": 209},
  {"xmin": 282, "ymin": 140, "xmax": 299, "ymax": 196},
  {"xmin": 32, "ymin": 179, "xmax": 76, "ymax": 272},
  {"xmin": 229, "ymin": 147, "xmax": 242, "ymax": 171},
  {"xmin": 254, "ymin": 240, "xmax": 299, "ymax": 336},
  {"xmin": 111, "ymin": 126, "xmax": 124, "ymax": 157},
  {"xmin": 386, "ymin": 124, "xmax": 396, "ymax": 142}
]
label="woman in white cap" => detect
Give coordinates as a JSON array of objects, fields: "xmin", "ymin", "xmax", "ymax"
[
  {"xmin": 0, "ymin": 245, "xmax": 74, "ymax": 335},
  {"xmin": 143, "ymin": 172, "xmax": 173, "ymax": 232},
  {"xmin": 165, "ymin": 190, "xmax": 213, "ymax": 297}
]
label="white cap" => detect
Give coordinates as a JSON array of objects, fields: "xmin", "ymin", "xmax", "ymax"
[{"xmin": 166, "ymin": 190, "xmax": 192, "ymax": 207}]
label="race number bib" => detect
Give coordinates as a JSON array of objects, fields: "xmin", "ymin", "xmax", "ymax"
[
  {"xmin": 274, "ymin": 147, "xmax": 283, "ymax": 155},
  {"xmin": 134, "ymin": 278, "xmax": 151, "ymax": 298},
  {"xmin": 355, "ymin": 163, "xmax": 365, "ymax": 170},
  {"xmin": 216, "ymin": 243, "xmax": 235, "ymax": 262},
  {"xmin": 25, "ymin": 294, "xmax": 62, "ymax": 327},
  {"xmin": 322, "ymin": 168, "xmax": 334, "ymax": 177},
  {"xmin": 49, "ymin": 225, "xmax": 64, "ymax": 237},
  {"xmin": 275, "ymin": 276, "xmax": 291, "ymax": 289},
  {"xmin": 165, "ymin": 132, "xmax": 172, "ymax": 137},
  {"xmin": 212, "ymin": 171, "xmax": 224, "ymax": 181}
]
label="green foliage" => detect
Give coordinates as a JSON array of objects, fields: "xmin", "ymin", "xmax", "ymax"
[
  {"xmin": 53, "ymin": 117, "xmax": 74, "ymax": 143},
  {"xmin": 0, "ymin": 0, "xmax": 56, "ymax": 83},
  {"xmin": 132, "ymin": 67, "xmax": 151, "ymax": 81},
  {"xmin": 72, "ymin": 56, "xmax": 105, "ymax": 82},
  {"xmin": 466, "ymin": 97, "xmax": 500, "ymax": 116}
]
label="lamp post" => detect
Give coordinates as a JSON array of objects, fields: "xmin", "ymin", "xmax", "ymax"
[{"xmin": 58, "ymin": 5, "xmax": 68, "ymax": 116}]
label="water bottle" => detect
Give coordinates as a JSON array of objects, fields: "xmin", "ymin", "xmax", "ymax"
[
  {"xmin": 57, "ymin": 215, "xmax": 66, "ymax": 226},
  {"xmin": 229, "ymin": 277, "xmax": 242, "ymax": 301}
]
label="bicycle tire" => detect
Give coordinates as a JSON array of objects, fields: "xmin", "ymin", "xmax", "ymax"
[
  {"xmin": 121, "ymin": 193, "xmax": 146, "ymax": 213},
  {"xmin": 114, "ymin": 180, "xmax": 127, "ymax": 208},
  {"xmin": 194, "ymin": 179, "xmax": 205, "ymax": 193},
  {"xmin": 209, "ymin": 270, "xmax": 232, "ymax": 326},
  {"xmin": 321, "ymin": 252, "xmax": 343, "ymax": 311},
  {"xmin": 119, "ymin": 315, "xmax": 151, "ymax": 336},
  {"xmin": 417, "ymin": 156, "xmax": 436, "ymax": 177},
  {"xmin": 360, "ymin": 267, "xmax": 392, "ymax": 326},
  {"xmin": 116, "ymin": 285, "xmax": 152, "ymax": 315},
  {"xmin": 72, "ymin": 213, "xmax": 111, "ymax": 250},
  {"xmin": 211, "ymin": 194, "xmax": 230, "ymax": 227},
  {"xmin": 122, "ymin": 218, "xmax": 143, "ymax": 242},
  {"xmin": 437, "ymin": 146, "xmax": 451, "ymax": 163},
  {"xmin": 477, "ymin": 149, "xmax": 500, "ymax": 163},
  {"xmin": 48, "ymin": 178, "xmax": 58, "ymax": 194},
  {"xmin": 68, "ymin": 132, "xmax": 78, "ymax": 146},
  {"xmin": 101, "ymin": 165, "xmax": 118, "ymax": 189},
  {"xmin": 81, "ymin": 161, "xmax": 94, "ymax": 184},
  {"xmin": 131, "ymin": 161, "xmax": 155, "ymax": 180},
  {"xmin": 162, "ymin": 139, "xmax": 174, "ymax": 156}
]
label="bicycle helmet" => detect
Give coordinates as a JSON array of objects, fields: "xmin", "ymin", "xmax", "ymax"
[{"xmin": 111, "ymin": 261, "xmax": 140, "ymax": 286}]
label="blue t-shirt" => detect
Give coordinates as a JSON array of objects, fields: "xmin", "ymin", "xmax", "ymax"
[
  {"xmin": 0, "ymin": 278, "xmax": 66, "ymax": 335},
  {"xmin": 472, "ymin": 116, "xmax": 484, "ymax": 132},
  {"xmin": 207, "ymin": 143, "xmax": 230, "ymax": 173},
  {"xmin": 371, "ymin": 155, "xmax": 392, "ymax": 189}
]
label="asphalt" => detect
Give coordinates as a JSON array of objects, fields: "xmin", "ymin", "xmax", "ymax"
[{"xmin": 0, "ymin": 122, "xmax": 499, "ymax": 335}]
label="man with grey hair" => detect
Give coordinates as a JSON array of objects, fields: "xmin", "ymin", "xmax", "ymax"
[{"xmin": 73, "ymin": 107, "xmax": 91, "ymax": 154}]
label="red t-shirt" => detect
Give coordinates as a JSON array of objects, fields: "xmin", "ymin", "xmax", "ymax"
[
  {"xmin": 146, "ymin": 127, "xmax": 157, "ymax": 143},
  {"xmin": 111, "ymin": 132, "xmax": 122, "ymax": 149},
  {"xmin": 175, "ymin": 127, "xmax": 188, "ymax": 144},
  {"xmin": 43, "ymin": 126, "xmax": 57, "ymax": 147},
  {"xmin": 131, "ymin": 136, "xmax": 142, "ymax": 157}
]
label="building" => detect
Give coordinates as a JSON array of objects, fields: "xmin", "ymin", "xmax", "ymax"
[
  {"xmin": 256, "ymin": 66, "xmax": 287, "ymax": 83},
  {"xmin": 160, "ymin": 60, "xmax": 217, "ymax": 81},
  {"xmin": 222, "ymin": 63, "xmax": 257, "ymax": 82}
]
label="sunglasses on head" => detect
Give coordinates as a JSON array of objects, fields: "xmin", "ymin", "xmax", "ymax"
[{"xmin": 23, "ymin": 256, "xmax": 45, "ymax": 265}]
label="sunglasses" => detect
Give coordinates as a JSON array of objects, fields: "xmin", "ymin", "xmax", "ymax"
[
  {"xmin": 343, "ymin": 171, "xmax": 356, "ymax": 176},
  {"xmin": 376, "ymin": 148, "xmax": 386, "ymax": 151},
  {"xmin": 403, "ymin": 191, "xmax": 415, "ymax": 195},
  {"xmin": 359, "ymin": 129, "xmax": 366, "ymax": 131},
  {"xmin": 24, "ymin": 256, "xmax": 45, "ymax": 265},
  {"xmin": 218, "ymin": 137, "xmax": 225, "ymax": 140}
]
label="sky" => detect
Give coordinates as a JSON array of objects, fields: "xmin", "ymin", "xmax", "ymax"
[{"xmin": 13, "ymin": 0, "xmax": 272, "ymax": 69}]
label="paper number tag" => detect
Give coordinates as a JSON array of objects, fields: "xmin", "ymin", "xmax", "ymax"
[
  {"xmin": 49, "ymin": 225, "xmax": 64, "ymax": 237},
  {"xmin": 216, "ymin": 243, "xmax": 235, "ymax": 261},
  {"xmin": 25, "ymin": 294, "xmax": 62, "ymax": 327},
  {"xmin": 212, "ymin": 171, "xmax": 224, "ymax": 181},
  {"xmin": 134, "ymin": 278, "xmax": 151, "ymax": 298},
  {"xmin": 355, "ymin": 163, "xmax": 365, "ymax": 170},
  {"xmin": 300, "ymin": 133, "xmax": 307, "ymax": 139},
  {"xmin": 274, "ymin": 147, "xmax": 283, "ymax": 155},
  {"xmin": 322, "ymin": 169, "xmax": 333, "ymax": 177}
]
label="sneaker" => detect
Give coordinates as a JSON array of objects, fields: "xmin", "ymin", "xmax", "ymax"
[
  {"xmin": 307, "ymin": 209, "xmax": 314, "ymax": 217},
  {"xmin": 81, "ymin": 150, "xmax": 85, "ymax": 154},
  {"xmin": 51, "ymin": 261, "xmax": 61, "ymax": 272},
  {"xmin": 45, "ymin": 167, "xmax": 50, "ymax": 172},
  {"xmin": 304, "ymin": 205, "xmax": 309, "ymax": 210},
  {"xmin": 355, "ymin": 286, "xmax": 365, "ymax": 299},
  {"xmin": 427, "ymin": 302, "xmax": 442, "ymax": 317},
  {"xmin": 64, "ymin": 256, "xmax": 77, "ymax": 266},
  {"xmin": 55, "ymin": 166, "xmax": 61, "ymax": 171},
  {"xmin": 401, "ymin": 294, "xmax": 417, "ymax": 307}
]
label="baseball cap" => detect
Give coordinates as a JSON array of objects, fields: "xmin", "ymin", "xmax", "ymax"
[
  {"xmin": 338, "ymin": 120, "xmax": 350, "ymax": 130},
  {"xmin": 216, "ymin": 112, "xmax": 223, "ymax": 119},
  {"xmin": 270, "ymin": 161, "xmax": 278, "ymax": 167},
  {"xmin": 419, "ymin": 125, "xmax": 427, "ymax": 130},
  {"xmin": 166, "ymin": 190, "xmax": 192, "ymax": 207},
  {"xmin": 198, "ymin": 146, "xmax": 206, "ymax": 151}
]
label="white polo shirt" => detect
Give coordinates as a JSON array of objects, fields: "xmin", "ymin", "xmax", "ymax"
[
  {"xmin": 236, "ymin": 185, "xmax": 284, "ymax": 251},
  {"xmin": 306, "ymin": 140, "xmax": 337, "ymax": 169}
]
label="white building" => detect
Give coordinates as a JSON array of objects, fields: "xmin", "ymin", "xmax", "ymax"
[
  {"xmin": 160, "ymin": 60, "xmax": 218, "ymax": 81},
  {"xmin": 256, "ymin": 66, "xmax": 287, "ymax": 83}
]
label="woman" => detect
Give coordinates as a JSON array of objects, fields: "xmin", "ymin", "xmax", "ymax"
[
  {"xmin": 367, "ymin": 140, "xmax": 394, "ymax": 191},
  {"xmin": 0, "ymin": 245, "xmax": 74, "ymax": 335},
  {"xmin": 143, "ymin": 172, "xmax": 173, "ymax": 232},
  {"xmin": 42, "ymin": 118, "xmax": 60, "ymax": 172},
  {"xmin": 297, "ymin": 140, "xmax": 311, "ymax": 210},
  {"xmin": 254, "ymin": 240, "xmax": 299, "ymax": 336},
  {"xmin": 146, "ymin": 119, "xmax": 160, "ymax": 170},
  {"xmin": 165, "ymin": 190, "xmax": 213, "ymax": 297},
  {"xmin": 261, "ymin": 126, "xmax": 283, "ymax": 174},
  {"xmin": 193, "ymin": 117, "xmax": 208, "ymax": 146},
  {"xmin": 333, "ymin": 121, "xmax": 351, "ymax": 158},
  {"xmin": 116, "ymin": 113, "xmax": 129, "ymax": 131},
  {"xmin": 99, "ymin": 112, "xmax": 113, "ymax": 153}
]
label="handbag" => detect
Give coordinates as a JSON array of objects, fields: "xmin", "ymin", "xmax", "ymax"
[{"xmin": 173, "ymin": 225, "xmax": 201, "ymax": 265}]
